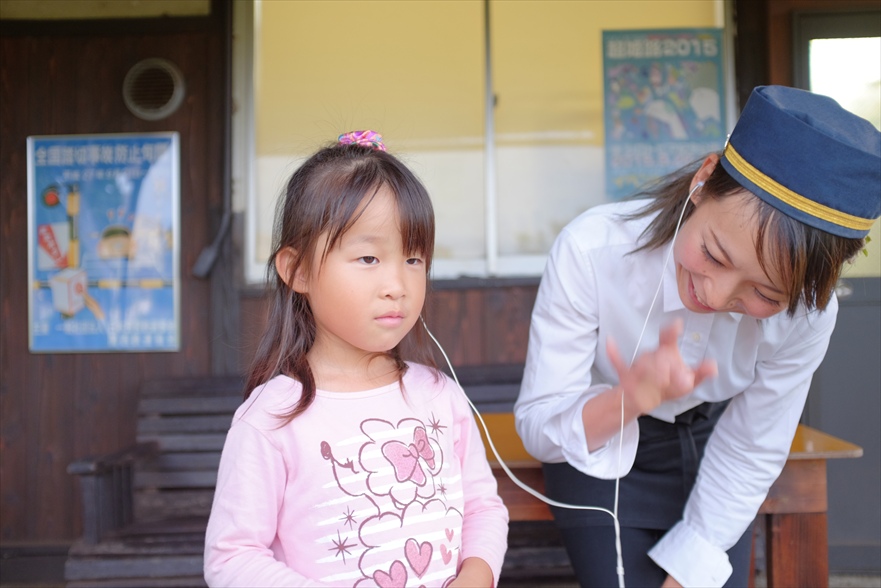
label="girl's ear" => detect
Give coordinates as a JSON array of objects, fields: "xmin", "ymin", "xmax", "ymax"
[
  {"xmin": 690, "ymin": 154, "xmax": 720, "ymax": 203},
  {"xmin": 275, "ymin": 247, "xmax": 309, "ymax": 293}
]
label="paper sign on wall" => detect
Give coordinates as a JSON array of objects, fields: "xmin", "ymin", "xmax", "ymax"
[
  {"xmin": 603, "ymin": 28, "xmax": 727, "ymax": 199},
  {"xmin": 27, "ymin": 133, "xmax": 180, "ymax": 353}
]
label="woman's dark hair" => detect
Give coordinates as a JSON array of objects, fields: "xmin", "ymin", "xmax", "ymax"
[
  {"xmin": 245, "ymin": 142, "xmax": 438, "ymax": 422},
  {"xmin": 626, "ymin": 157, "xmax": 865, "ymax": 316}
]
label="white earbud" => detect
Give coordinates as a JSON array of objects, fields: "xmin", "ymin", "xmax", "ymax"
[{"xmin": 688, "ymin": 181, "xmax": 705, "ymax": 202}]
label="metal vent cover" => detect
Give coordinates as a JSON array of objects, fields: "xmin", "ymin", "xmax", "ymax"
[{"xmin": 123, "ymin": 58, "xmax": 185, "ymax": 121}]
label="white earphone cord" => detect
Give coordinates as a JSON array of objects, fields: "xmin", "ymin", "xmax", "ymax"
[{"xmin": 422, "ymin": 183, "xmax": 699, "ymax": 588}]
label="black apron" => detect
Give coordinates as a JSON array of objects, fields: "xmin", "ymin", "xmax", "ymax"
[{"xmin": 543, "ymin": 400, "xmax": 730, "ymax": 529}]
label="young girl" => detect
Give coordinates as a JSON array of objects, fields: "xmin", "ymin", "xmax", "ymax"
[
  {"xmin": 515, "ymin": 85, "xmax": 881, "ymax": 587},
  {"xmin": 204, "ymin": 131, "xmax": 508, "ymax": 587}
]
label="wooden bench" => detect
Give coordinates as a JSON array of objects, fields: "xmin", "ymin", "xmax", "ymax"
[
  {"xmin": 64, "ymin": 368, "xmax": 566, "ymax": 587},
  {"xmin": 65, "ymin": 377, "xmax": 243, "ymax": 588}
]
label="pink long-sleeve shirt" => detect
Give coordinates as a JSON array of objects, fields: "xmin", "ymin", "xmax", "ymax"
[{"xmin": 204, "ymin": 363, "xmax": 509, "ymax": 587}]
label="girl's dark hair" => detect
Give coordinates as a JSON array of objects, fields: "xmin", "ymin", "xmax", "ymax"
[
  {"xmin": 245, "ymin": 142, "xmax": 438, "ymax": 421},
  {"xmin": 626, "ymin": 157, "xmax": 865, "ymax": 316}
]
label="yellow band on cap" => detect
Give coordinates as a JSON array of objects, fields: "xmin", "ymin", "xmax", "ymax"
[{"xmin": 724, "ymin": 144, "xmax": 875, "ymax": 231}]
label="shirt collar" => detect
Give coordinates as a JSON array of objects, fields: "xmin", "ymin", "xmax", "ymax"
[{"xmin": 663, "ymin": 256, "xmax": 685, "ymax": 313}]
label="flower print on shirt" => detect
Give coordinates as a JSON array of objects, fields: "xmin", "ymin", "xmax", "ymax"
[
  {"xmin": 353, "ymin": 498, "xmax": 461, "ymax": 588},
  {"xmin": 382, "ymin": 426, "xmax": 436, "ymax": 486},
  {"xmin": 322, "ymin": 418, "xmax": 445, "ymax": 511},
  {"xmin": 320, "ymin": 415, "xmax": 464, "ymax": 587}
]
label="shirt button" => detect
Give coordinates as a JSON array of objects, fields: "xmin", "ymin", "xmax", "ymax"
[{"xmin": 691, "ymin": 332, "xmax": 702, "ymax": 342}]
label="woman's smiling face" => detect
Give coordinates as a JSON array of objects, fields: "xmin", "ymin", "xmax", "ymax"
[{"xmin": 674, "ymin": 188, "xmax": 789, "ymax": 320}]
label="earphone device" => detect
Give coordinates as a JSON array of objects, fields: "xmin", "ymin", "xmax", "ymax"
[
  {"xmin": 422, "ymin": 321, "xmax": 626, "ymax": 587},
  {"xmin": 421, "ymin": 184, "xmax": 697, "ymax": 588}
]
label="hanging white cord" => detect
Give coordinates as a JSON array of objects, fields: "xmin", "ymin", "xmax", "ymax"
[
  {"xmin": 422, "ymin": 323, "xmax": 626, "ymax": 587},
  {"xmin": 609, "ymin": 182, "xmax": 695, "ymax": 579},
  {"xmin": 423, "ymin": 183, "xmax": 699, "ymax": 588}
]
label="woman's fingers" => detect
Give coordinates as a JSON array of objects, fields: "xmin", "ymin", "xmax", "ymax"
[
  {"xmin": 693, "ymin": 359, "xmax": 718, "ymax": 388},
  {"xmin": 606, "ymin": 320, "xmax": 717, "ymax": 404},
  {"xmin": 658, "ymin": 318, "xmax": 684, "ymax": 350}
]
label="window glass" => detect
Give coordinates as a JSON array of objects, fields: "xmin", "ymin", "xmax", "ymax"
[
  {"xmin": 809, "ymin": 37, "xmax": 881, "ymax": 130},
  {"xmin": 809, "ymin": 36, "xmax": 881, "ymax": 275},
  {"xmin": 492, "ymin": 1, "xmax": 719, "ymax": 260},
  {"xmin": 252, "ymin": 0, "xmax": 485, "ymax": 280},
  {"xmin": 243, "ymin": 0, "xmax": 724, "ymax": 281}
]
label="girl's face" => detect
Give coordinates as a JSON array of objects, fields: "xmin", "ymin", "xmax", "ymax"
[
  {"xmin": 674, "ymin": 189, "xmax": 788, "ymax": 319},
  {"xmin": 294, "ymin": 185, "xmax": 427, "ymax": 368}
]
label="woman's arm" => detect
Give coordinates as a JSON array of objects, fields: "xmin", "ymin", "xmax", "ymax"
[
  {"xmin": 515, "ymin": 226, "xmax": 618, "ymax": 467},
  {"xmin": 516, "ymin": 225, "xmax": 713, "ymax": 478},
  {"xmin": 648, "ymin": 301, "xmax": 838, "ymax": 587}
]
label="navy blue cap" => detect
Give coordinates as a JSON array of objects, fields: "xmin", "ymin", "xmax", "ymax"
[{"xmin": 720, "ymin": 85, "xmax": 881, "ymax": 238}]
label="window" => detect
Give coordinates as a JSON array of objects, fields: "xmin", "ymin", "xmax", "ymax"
[
  {"xmin": 234, "ymin": 0, "xmax": 725, "ymax": 283},
  {"xmin": 793, "ymin": 9, "xmax": 881, "ymax": 276}
]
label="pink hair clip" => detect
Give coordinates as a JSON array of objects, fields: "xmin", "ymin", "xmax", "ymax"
[{"xmin": 338, "ymin": 130, "xmax": 387, "ymax": 151}]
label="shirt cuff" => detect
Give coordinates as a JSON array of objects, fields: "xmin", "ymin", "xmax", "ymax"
[
  {"xmin": 648, "ymin": 521, "xmax": 732, "ymax": 588},
  {"xmin": 559, "ymin": 392, "xmax": 640, "ymax": 480}
]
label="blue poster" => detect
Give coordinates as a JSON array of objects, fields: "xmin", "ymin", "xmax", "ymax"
[
  {"xmin": 27, "ymin": 133, "xmax": 180, "ymax": 352},
  {"xmin": 603, "ymin": 28, "xmax": 727, "ymax": 199}
]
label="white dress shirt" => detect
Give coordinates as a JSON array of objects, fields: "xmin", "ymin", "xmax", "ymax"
[{"xmin": 514, "ymin": 199, "xmax": 837, "ymax": 587}]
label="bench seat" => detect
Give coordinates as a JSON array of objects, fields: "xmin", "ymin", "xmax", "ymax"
[
  {"xmin": 65, "ymin": 377, "xmax": 244, "ymax": 587},
  {"xmin": 65, "ymin": 369, "xmax": 575, "ymax": 586}
]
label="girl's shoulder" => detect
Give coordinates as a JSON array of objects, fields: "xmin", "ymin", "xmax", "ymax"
[
  {"xmin": 403, "ymin": 362, "xmax": 451, "ymax": 388},
  {"xmin": 232, "ymin": 374, "xmax": 302, "ymax": 428},
  {"xmin": 569, "ymin": 198, "xmax": 650, "ymax": 223},
  {"xmin": 402, "ymin": 362, "xmax": 459, "ymax": 402},
  {"xmin": 551, "ymin": 199, "xmax": 654, "ymax": 265}
]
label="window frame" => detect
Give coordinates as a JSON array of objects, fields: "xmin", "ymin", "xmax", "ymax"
[{"xmin": 233, "ymin": 0, "xmax": 735, "ymax": 285}]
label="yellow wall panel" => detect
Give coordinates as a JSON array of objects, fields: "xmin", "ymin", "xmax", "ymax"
[
  {"xmin": 256, "ymin": 0, "xmax": 485, "ymax": 155},
  {"xmin": 492, "ymin": 0, "xmax": 719, "ymax": 146}
]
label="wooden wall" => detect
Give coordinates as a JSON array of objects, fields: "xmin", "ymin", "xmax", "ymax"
[
  {"xmin": 0, "ymin": 10, "xmax": 228, "ymax": 543},
  {"xmin": 0, "ymin": 2, "xmax": 538, "ymax": 544},
  {"xmin": 238, "ymin": 280, "xmax": 539, "ymax": 375}
]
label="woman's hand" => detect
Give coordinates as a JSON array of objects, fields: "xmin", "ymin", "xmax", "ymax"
[
  {"xmin": 448, "ymin": 557, "xmax": 494, "ymax": 587},
  {"xmin": 608, "ymin": 319, "xmax": 717, "ymax": 416},
  {"xmin": 583, "ymin": 320, "xmax": 717, "ymax": 450}
]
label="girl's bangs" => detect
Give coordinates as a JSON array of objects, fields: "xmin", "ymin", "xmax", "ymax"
[
  {"xmin": 311, "ymin": 153, "xmax": 435, "ymax": 268},
  {"xmin": 318, "ymin": 174, "xmax": 382, "ymax": 259},
  {"xmin": 394, "ymin": 183, "xmax": 435, "ymax": 266}
]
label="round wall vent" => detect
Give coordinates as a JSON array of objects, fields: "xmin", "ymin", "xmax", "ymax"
[{"xmin": 123, "ymin": 58, "xmax": 185, "ymax": 121}]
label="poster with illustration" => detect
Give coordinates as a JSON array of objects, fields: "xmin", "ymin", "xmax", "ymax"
[
  {"xmin": 603, "ymin": 28, "xmax": 727, "ymax": 199},
  {"xmin": 27, "ymin": 133, "xmax": 180, "ymax": 352}
]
